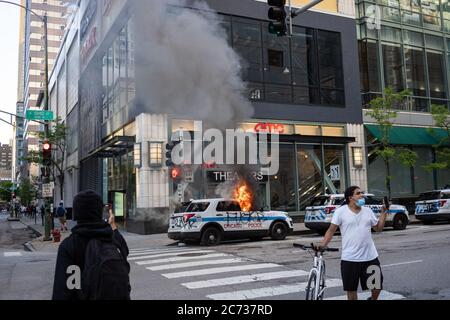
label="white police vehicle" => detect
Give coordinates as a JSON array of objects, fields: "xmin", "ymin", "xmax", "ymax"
[
  {"xmin": 305, "ymin": 194, "xmax": 409, "ymax": 234},
  {"xmin": 168, "ymin": 198, "xmax": 294, "ymax": 245},
  {"xmin": 415, "ymin": 190, "xmax": 450, "ymax": 224}
]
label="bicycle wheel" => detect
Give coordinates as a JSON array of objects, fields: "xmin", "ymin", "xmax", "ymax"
[{"xmin": 305, "ymin": 270, "xmax": 318, "ymax": 300}]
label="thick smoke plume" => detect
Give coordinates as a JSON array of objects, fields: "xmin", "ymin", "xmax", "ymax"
[{"xmin": 132, "ymin": 0, "xmax": 254, "ymax": 128}]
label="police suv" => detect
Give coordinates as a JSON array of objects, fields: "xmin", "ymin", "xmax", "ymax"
[
  {"xmin": 168, "ymin": 198, "xmax": 294, "ymax": 245},
  {"xmin": 415, "ymin": 190, "xmax": 450, "ymax": 224},
  {"xmin": 304, "ymin": 194, "xmax": 409, "ymax": 234}
]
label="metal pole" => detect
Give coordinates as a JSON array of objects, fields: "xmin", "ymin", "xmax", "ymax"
[
  {"xmin": 291, "ymin": 0, "xmax": 324, "ymax": 18},
  {"xmin": 43, "ymin": 14, "xmax": 52, "ymax": 241}
]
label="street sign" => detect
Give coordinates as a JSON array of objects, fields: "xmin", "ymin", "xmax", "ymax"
[
  {"xmin": 42, "ymin": 183, "xmax": 53, "ymax": 198},
  {"xmin": 26, "ymin": 110, "xmax": 54, "ymax": 121}
]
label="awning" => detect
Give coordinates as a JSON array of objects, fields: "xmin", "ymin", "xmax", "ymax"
[
  {"xmin": 88, "ymin": 136, "xmax": 135, "ymax": 158},
  {"xmin": 365, "ymin": 124, "xmax": 449, "ymax": 146}
]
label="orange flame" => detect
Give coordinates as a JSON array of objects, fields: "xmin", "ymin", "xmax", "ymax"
[{"xmin": 233, "ymin": 179, "xmax": 253, "ymax": 212}]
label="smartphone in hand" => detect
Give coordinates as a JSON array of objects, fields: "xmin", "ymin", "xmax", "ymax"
[
  {"xmin": 103, "ymin": 204, "xmax": 110, "ymax": 222},
  {"xmin": 383, "ymin": 196, "xmax": 390, "ymax": 210}
]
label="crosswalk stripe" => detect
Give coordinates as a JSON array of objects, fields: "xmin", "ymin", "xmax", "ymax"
[
  {"xmin": 206, "ymin": 278, "xmax": 343, "ymax": 300},
  {"xmin": 146, "ymin": 258, "xmax": 246, "ymax": 271},
  {"xmin": 128, "ymin": 250, "xmax": 215, "ymax": 261},
  {"xmin": 129, "ymin": 247, "xmax": 189, "ymax": 253},
  {"xmin": 3, "ymin": 252, "xmax": 22, "ymax": 257},
  {"xmin": 182, "ymin": 270, "xmax": 309, "ymax": 289},
  {"xmin": 162, "ymin": 263, "xmax": 281, "ymax": 279},
  {"xmin": 128, "ymin": 248, "xmax": 200, "ymax": 257},
  {"xmin": 324, "ymin": 291, "xmax": 405, "ymax": 300},
  {"xmin": 135, "ymin": 253, "xmax": 231, "ymax": 266}
]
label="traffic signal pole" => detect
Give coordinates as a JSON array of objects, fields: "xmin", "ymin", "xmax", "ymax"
[{"xmin": 42, "ymin": 14, "xmax": 53, "ymax": 242}]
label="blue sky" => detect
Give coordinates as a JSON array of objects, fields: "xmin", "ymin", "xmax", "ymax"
[{"xmin": 0, "ymin": 1, "xmax": 20, "ymax": 146}]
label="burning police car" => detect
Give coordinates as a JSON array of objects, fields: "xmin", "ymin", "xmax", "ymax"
[{"xmin": 168, "ymin": 198, "xmax": 294, "ymax": 245}]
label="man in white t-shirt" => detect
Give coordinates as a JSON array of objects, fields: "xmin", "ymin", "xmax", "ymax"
[{"xmin": 317, "ymin": 186, "xmax": 387, "ymax": 300}]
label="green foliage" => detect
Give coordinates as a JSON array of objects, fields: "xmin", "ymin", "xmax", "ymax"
[
  {"xmin": 18, "ymin": 178, "xmax": 37, "ymax": 205},
  {"xmin": 427, "ymin": 105, "xmax": 450, "ymax": 172},
  {"xmin": 396, "ymin": 148, "xmax": 418, "ymax": 168},
  {"xmin": 0, "ymin": 181, "xmax": 13, "ymax": 202},
  {"xmin": 366, "ymin": 87, "xmax": 416, "ymax": 198}
]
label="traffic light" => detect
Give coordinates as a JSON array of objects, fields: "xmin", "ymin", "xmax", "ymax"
[
  {"xmin": 165, "ymin": 140, "xmax": 181, "ymax": 167},
  {"xmin": 42, "ymin": 140, "xmax": 52, "ymax": 167},
  {"xmin": 170, "ymin": 166, "xmax": 182, "ymax": 183},
  {"xmin": 268, "ymin": 0, "xmax": 287, "ymax": 37},
  {"xmin": 12, "ymin": 193, "xmax": 16, "ymax": 199}
]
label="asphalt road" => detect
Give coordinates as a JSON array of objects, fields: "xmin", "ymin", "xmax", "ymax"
[{"xmin": 1, "ymin": 212, "xmax": 450, "ymax": 300}]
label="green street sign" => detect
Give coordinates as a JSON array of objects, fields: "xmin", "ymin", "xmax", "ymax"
[{"xmin": 26, "ymin": 110, "xmax": 54, "ymax": 121}]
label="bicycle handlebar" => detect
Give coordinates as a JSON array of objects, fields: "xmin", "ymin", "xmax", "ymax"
[{"xmin": 293, "ymin": 243, "xmax": 339, "ymax": 252}]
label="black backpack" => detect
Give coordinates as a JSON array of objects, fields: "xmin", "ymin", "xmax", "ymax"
[{"xmin": 80, "ymin": 238, "xmax": 131, "ymax": 300}]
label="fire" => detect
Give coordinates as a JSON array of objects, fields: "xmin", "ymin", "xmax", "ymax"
[{"xmin": 233, "ymin": 179, "xmax": 254, "ymax": 212}]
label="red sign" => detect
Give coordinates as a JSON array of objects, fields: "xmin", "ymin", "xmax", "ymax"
[
  {"xmin": 80, "ymin": 27, "xmax": 97, "ymax": 65},
  {"xmin": 254, "ymin": 122, "xmax": 285, "ymax": 134}
]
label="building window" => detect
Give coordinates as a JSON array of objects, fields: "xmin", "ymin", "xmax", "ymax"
[
  {"xmin": 149, "ymin": 142, "xmax": 163, "ymax": 167},
  {"xmin": 268, "ymin": 49, "xmax": 284, "ymax": 67}
]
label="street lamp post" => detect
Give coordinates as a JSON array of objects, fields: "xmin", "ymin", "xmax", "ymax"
[{"xmin": 0, "ymin": 0, "xmax": 52, "ymax": 241}]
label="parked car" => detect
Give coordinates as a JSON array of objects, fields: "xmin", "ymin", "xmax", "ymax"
[
  {"xmin": 305, "ymin": 194, "xmax": 409, "ymax": 234},
  {"xmin": 168, "ymin": 198, "xmax": 294, "ymax": 245},
  {"xmin": 415, "ymin": 190, "xmax": 450, "ymax": 224}
]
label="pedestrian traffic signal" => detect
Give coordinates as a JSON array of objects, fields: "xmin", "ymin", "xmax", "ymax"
[
  {"xmin": 165, "ymin": 140, "xmax": 181, "ymax": 167},
  {"xmin": 42, "ymin": 141, "xmax": 52, "ymax": 166},
  {"xmin": 268, "ymin": 0, "xmax": 287, "ymax": 37}
]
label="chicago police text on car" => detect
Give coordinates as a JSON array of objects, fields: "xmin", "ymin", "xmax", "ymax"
[
  {"xmin": 304, "ymin": 194, "xmax": 409, "ymax": 234},
  {"xmin": 415, "ymin": 189, "xmax": 450, "ymax": 224},
  {"xmin": 168, "ymin": 198, "xmax": 294, "ymax": 245}
]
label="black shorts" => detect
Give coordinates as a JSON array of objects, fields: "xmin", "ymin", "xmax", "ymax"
[{"xmin": 341, "ymin": 258, "xmax": 384, "ymax": 292}]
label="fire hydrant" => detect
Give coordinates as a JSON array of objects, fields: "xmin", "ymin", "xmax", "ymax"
[{"xmin": 52, "ymin": 229, "xmax": 61, "ymax": 243}]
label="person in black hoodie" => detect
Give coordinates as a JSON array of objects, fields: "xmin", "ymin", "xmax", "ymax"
[{"xmin": 52, "ymin": 190, "xmax": 129, "ymax": 300}]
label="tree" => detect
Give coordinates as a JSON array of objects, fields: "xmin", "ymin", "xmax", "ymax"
[
  {"xmin": 424, "ymin": 105, "xmax": 450, "ymax": 175},
  {"xmin": 365, "ymin": 87, "xmax": 418, "ymax": 199},
  {"xmin": 18, "ymin": 177, "xmax": 37, "ymax": 206},
  {"xmin": 22, "ymin": 120, "xmax": 68, "ymax": 202},
  {"xmin": 0, "ymin": 181, "xmax": 13, "ymax": 202}
]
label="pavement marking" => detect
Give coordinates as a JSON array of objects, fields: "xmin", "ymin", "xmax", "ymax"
[
  {"xmin": 4, "ymin": 252, "xmax": 22, "ymax": 257},
  {"xmin": 182, "ymin": 270, "xmax": 310, "ymax": 289},
  {"xmin": 162, "ymin": 263, "xmax": 281, "ymax": 279},
  {"xmin": 325, "ymin": 290, "xmax": 405, "ymax": 300},
  {"xmin": 129, "ymin": 247, "xmax": 190, "ymax": 253},
  {"xmin": 128, "ymin": 248, "xmax": 201, "ymax": 257},
  {"xmin": 147, "ymin": 258, "xmax": 246, "ymax": 271},
  {"xmin": 128, "ymin": 250, "xmax": 215, "ymax": 261},
  {"xmin": 206, "ymin": 278, "xmax": 343, "ymax": 300},
  {"xmin": 382, "ymin": 260, "xmax": 423, "ymax": 268},
  {"xmin": 135, "ymin": 253, "xmax": 231, "ymax": 266}
]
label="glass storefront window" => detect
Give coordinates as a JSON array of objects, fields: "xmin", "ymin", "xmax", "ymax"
[
  {"xmin": 391, "ymin": 152, "xmax": 413, "ymax": 197},
  {"xmin": 411, "ymin": 97, "xmax": 430, "ymax": 112},
  {"xmin": 402, "ymin": 10, "xmax": 422, "ymax": 27},
  {"xmin": 381, "ymin": 6, "xmax": 401, "ymax": 23},
  {"xmin": 270, "ymin": 144, "xmax": 297, "ymax": 212},
  {"xmin": 404, "ymin": 46, "xmax": 427, "ymax": 96},
  {"xmin": 425, "ymin": 34, "xmax": 444, "ymax": 51},
  {"xmin": 323, "ymin": 145, "xmax": 347, "ymax": 194},
  {"xmin": 403, "ymin": 30, "xmax": 423, "ymax": 47},
  {"xmin": 232, "ymin": 18, "xmax": 263, "ymax": 83},
  {"xmin": 359, "ymin": 40, "xmax": 381, "ymax": 93},
  {"xmin": 291, "ymin": 27, "xmax": 316, "ymax": 88},
  {"xmin": 427, "ymin": 51, "xmax": 447, "ymax": 99},
  {"xmin": 317, "ymin": 30, "xmax": 344, "ymax": 89},
  {"xmin": 400, "ymin": 0, "xmax": 421, "ymax": 12},
  {"xmin": 297, "ymin": 145, "xmax": 323, "ymax": 211},
  {"xmin": 382, "ymin": 43, "xmax": 405, "ymax": 92},
  {"xmin": 436, "ymin": 167, "xmax": 450, "ymax": 189},
  {"xmin": 413, "ymin": 147, "xmax": 435, "ymax": 193},
  {"xmin": 322, "ymin": 127, "xmax": 345, "ymax": 137},
  {"xmin": 367, "ymin": 153, "xmax": 387, "ymax": 197}
]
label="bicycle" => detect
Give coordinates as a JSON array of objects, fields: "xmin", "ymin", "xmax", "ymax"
[{"xmin": 293, "ymin": 243, "xmax": 339, "ymax": 300}]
